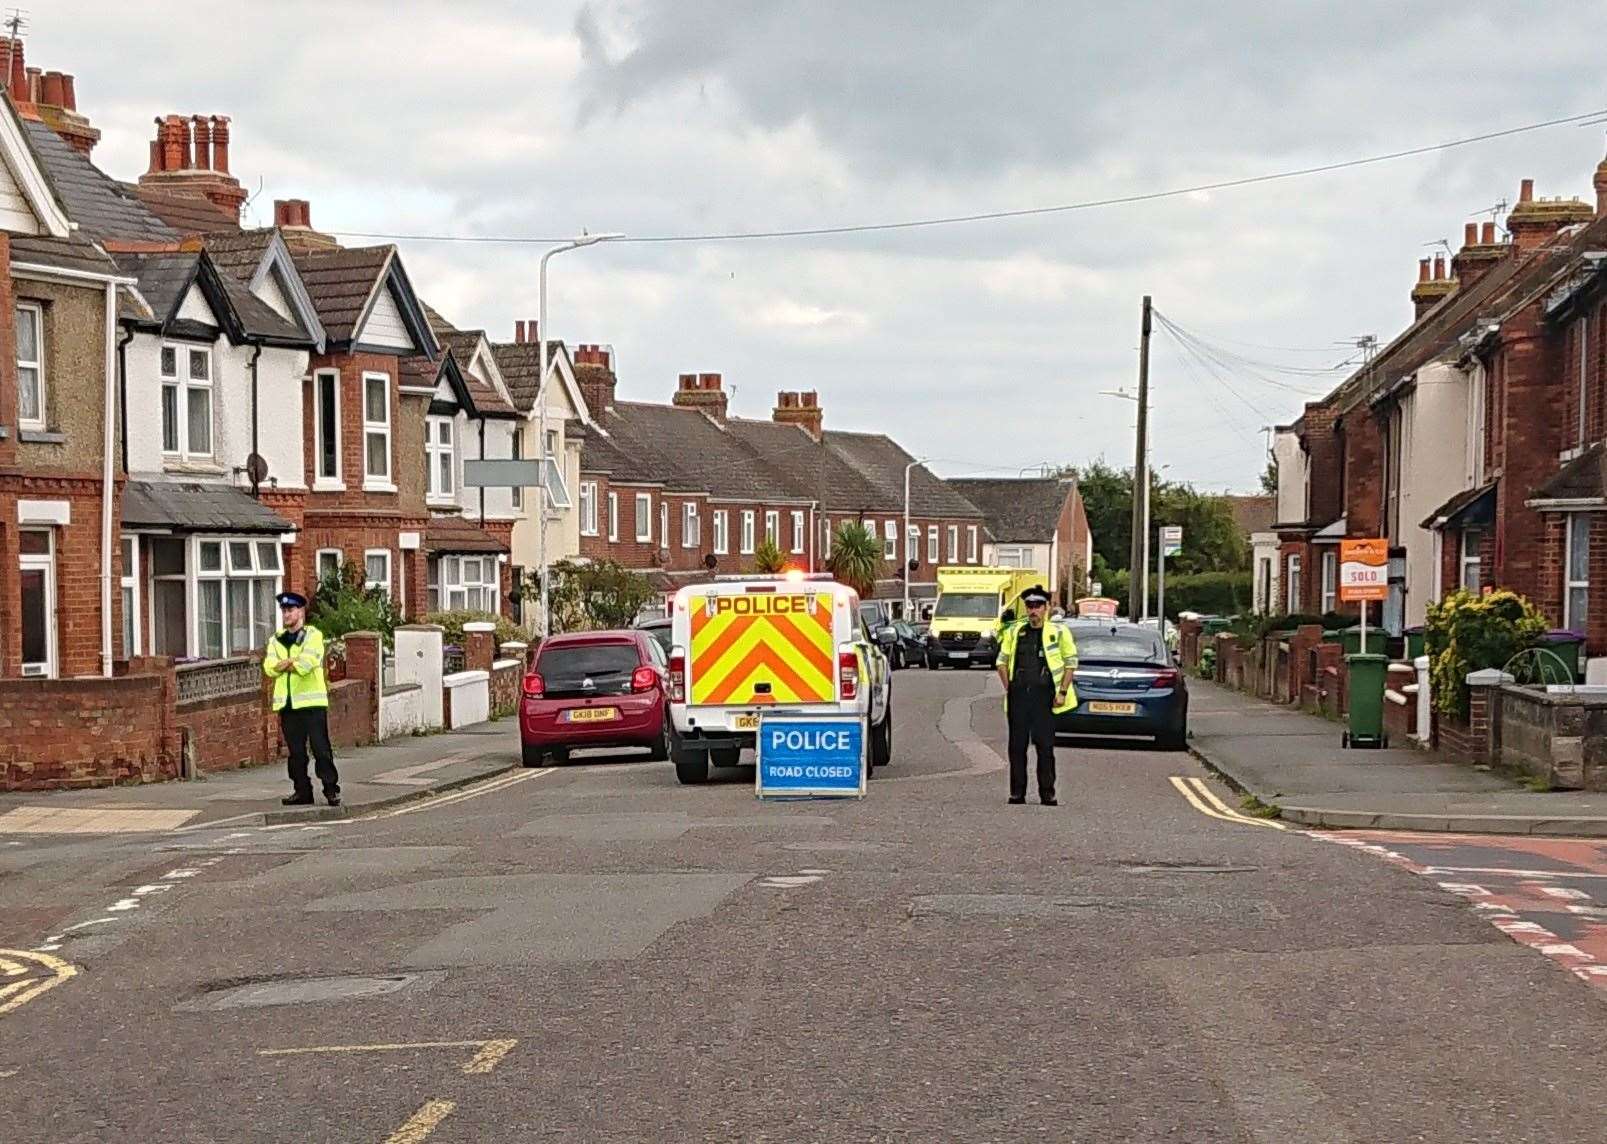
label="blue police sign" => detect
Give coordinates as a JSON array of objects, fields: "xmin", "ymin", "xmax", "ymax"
[{"xmin": 755, "ymin": 716, "xmax": 866, "ymax": 799}]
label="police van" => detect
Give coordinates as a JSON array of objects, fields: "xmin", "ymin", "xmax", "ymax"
[{"xmin": 667, "ymin": 573, "xmax": 894, "ymax": 785}]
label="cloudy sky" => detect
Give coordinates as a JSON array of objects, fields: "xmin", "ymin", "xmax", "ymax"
[{"xmin": 41, "ymin": 1, "xmax": 1607, "ymax": 490}]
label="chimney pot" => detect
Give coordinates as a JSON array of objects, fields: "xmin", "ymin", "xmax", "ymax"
[
  {"xmin": 146, "ymin": 139, "xmax": 162, "ymax": 176},
  {"xmin": 1519, "ymin": 178, "xmax": 1534, "ymax": 203},
  {"xmin": 1481, "ymin": 221, "xmax": 1496, "ymax": 245},
  {"xmin": 1418, "ymin": 258, "xmax": 1431, "ymax": 283},
  {"xmin": 297, "ymin": 199, "xmax": 312, "ymax": 228},
  {"xmin": 191, "ymin": 114, "xmax": 212, "ymax": 170},
  {"xmin": 679, "ymin": 373, "xmax": 696, "ymax": 390},
  {"xmin": 274, "ymin": 199, "xmax": 296, "ymax": 228},
  {"xmin": 516, "ymin": 321, "xmax": 526, "ymax": 343},
  {"xmin": 38, "ymin": 70, "xmax": 63, "ymax": 107},
  {"xmin": 60, "ymin": 73, "xmax": 75, "ymax": 111},
  {"xmin": 802, "ymin": 390, "xmax": 818, "ymax": 408},
  {"xmin": 24, "ymin": 66, "xmax": 38, "ymax": 104},
  {"xmin": 209, "ymin": 115, "xmax": 231, "ymax": 173},
  {"xmin": 1463, "ymin": 222, "xmax": 1478, "ymax": 247},
  {"xmin": 1433, "ymin": 254, "xmax": 1446, "ymax": 281}
]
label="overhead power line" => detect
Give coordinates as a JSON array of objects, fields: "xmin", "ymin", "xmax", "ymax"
[{"xmin": 326, "ymin": 107, "xmax": 1607, "ymax": 246}]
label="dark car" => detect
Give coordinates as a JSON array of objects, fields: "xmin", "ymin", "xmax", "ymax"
[
  {"xmin": 520, "ymin": 630, "xmax": 674, "ymax": 766},
  {"xmin": 635, "ymin": 617, "xmax": 673, "ymax": 657},
  {"xmin": 1055, "ymin": 622, "xmax": 1188, "ymax": 749},
  {"xmin": 890, "ymin": 621, "xmax": 927, "ymax": 668}
]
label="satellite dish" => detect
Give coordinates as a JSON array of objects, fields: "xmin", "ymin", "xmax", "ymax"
[
  {"xmin": 703, "ymin": 554, "xmax": 718, "ymax": 570},
  {"xmin": 245, "ymin": 453, "xmax": 269, "ymax": 486}
]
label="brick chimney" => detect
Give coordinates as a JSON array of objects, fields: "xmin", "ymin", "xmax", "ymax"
[
  {"xmin": 572, "ymin": 344, "xmax": 617, "ymax": 414},
  {"xmin": 672, "ymin": 372, "xmax": 728, "ymax": 422},
  {"xmin": 0, "ymin": 39, "xmax": 99, "ymax": 155},
  {"xmin": 1451, "ymin": 218, "xmax": 1508, "ymax": 290},
  {"xmin": 1505, "ymin": 177, "xmax": 1593, "ymax": 255},
  {"xmin": 272, "ymin": 198, "xmax": 337, "ymax": 252},
  {"xmin": 1594, "ymin": 149, "xmax": 1607, "ymax": 218},
  {"xmin": 1410, "ymin": 254, "xmax": 1455, "ymax": 320},
  {"xmin": 773, "ymin": 390, "xmax": 824, "ymax": 439},
  {"xmin": 139, "ymin": 114, "xmax": 248, "ymax": 222}
]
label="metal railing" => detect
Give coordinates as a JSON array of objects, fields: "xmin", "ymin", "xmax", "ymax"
[{"xmin": 176, "ymin": 656, "xmax": 260, "ymax": 705}]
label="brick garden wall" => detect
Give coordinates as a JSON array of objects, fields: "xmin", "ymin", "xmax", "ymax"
[
  {"xmin": 174, "ymin": 685, "xmax": 277, "ymax": 774},
  {"xmin": 0, "ymin": 670, "xmax": 178, "ymax": 789}
]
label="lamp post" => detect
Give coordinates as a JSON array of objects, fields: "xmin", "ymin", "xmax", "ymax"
[
  {"xmin": 903, "ymin": 456, "xmax": 930, "ymax": 621},
  {"xmin": 1101, "ymin": 387, "xmax": 1151, "ymax": 617},
  {"xmin": 536, "ymin": 232, "xmax": 624, "ymax": 636}
]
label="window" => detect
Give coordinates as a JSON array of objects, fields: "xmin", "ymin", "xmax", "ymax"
[
  {"xmin": 1566, "ymin": 514, "xmax": 1591, "ymax": 631},
  {"xmin": 313, "ymin": 369, "xmax": 340, "ymax": 484},
  {"xmin": 908, "ymin": 526, "xmax": 921, "ymax": 567},
  {"xmin": 741, "ymin": 511, "xmax": 756, "ymax": 554},
  {"xmin": 1460, "ymin": 529, "xmax": 1482, "ymax": 593},
  {"xmin": 426, "ymin": 416, "xmax": 454, "ymax": 501},
  {"xmin": 365, "ymin": 549, "xmax": 392, "ymax": 597},
  {"xmin": 713, "ymin": 510, "xmax": 729, "ymax": 555},
  {"xmin": 822, "ymin": 518, "xmax": 832, "ymax": 558},
  {"xmin": 20, "ymin": 529, "xmax": 55, "ymax": 677},
  {"xmin": 883, "ymin": 520, "xmax": 897, "ymax": 560},
  {"xmin": 947, "ymin": 525, "xmax": 959, "ymax": 563},
  {"xmin": 927, "ymin": 525, "xmax": 939, "ymax": 564},
  {"xmin": 967, "ymin": 525, "xmax": 979, "ymax": 563},
  {"xmin": 150, "ymin": 538, "xmax": 187, "ymax": 657},
  {"xmin": 1320, "ymin": 550, "xmax": 1337, "ymax": 613},
  {"xmin": 511, "ymin": 429, "xmax": 523, "ymax": 510},
  {"xmin": 194, "ymin": 536, "xmax": 282, "ymax": 659},
  {"xmin": 541, "ymin": 428, "xmax": 572, "ymax": 509},
  {"xmin": 161, "ymin": 344, "xmax": 213, "ymax": 459},
  {"xmin": 765, "ymin": 511, "xmax": 779, "ymax": 546},
  {"xmin": 120, "ymin": 536, "xmax": 140, "ymax": 658},
  {"xmin": 432, "ymin": 554, "xmax": 494, "ymax": 613},
  {"xmin": 579, "ymin": 481, "xmax": 599, "ymax": 536},
  {"xmin": 660, "ymin": 502, "xmax": 669, "ymax": 550},
  {"xmin": 316, "ymin": 548, "xmax": 343, "ymax": 583},
  {"xmin": 607, "ymin": 492, "xmax": 619, "ymax": 542},
  {"xmin": 362, "ymin": 372, "xmax": 391, "ymax": 485},
  {"xmin": 683, "ymin": 502, "xmax": 700, "ymax": 548},
  {"xmin": 635, "ymin": 494, "xmax": 652, "ymax": 543},
  {"xmin": 15, "ymin": 302, "xmax": 43, "ymax": 430},
  {"xmin": 792, "ymin": 511, "xmax": 806, "ymax": 555},
  {"xmin": 1286, "ymin": 554, "xmax": 1302, "ymax": 614}
]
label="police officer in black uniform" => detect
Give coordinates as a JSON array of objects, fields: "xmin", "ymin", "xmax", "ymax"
[{"xmin": 996, "ymin": 585, "xmax": 1078, "ymax": 805}]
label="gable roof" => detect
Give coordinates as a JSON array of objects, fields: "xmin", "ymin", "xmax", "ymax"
[
  {"xmin": 436, "ymin": 329, "xmax": 518, "ymax": 417},
  {"xmin": 21, "ymin": 117, "xmax": 174, "ymax": 243},
  {"xmin": 115, "ymin": 250, "xmax": 312, "ymax": 346},
  {"xmin": 489, "ymin": 338, "xmax": 589, "ymax": 420},
  {"xmin": 947, "ymin": 477, "xmax": 1069, "ymax": 542},
  {"xmin": 0, "ymin": 92, "xmax": 69, "ymax": 238},
  {"xmin": 290, "ymin": 244, "xmax": 427, "ymax": 350},
  {"xmin": 203, "ymin": 228, "xmax": 326, "ymax": 352}
]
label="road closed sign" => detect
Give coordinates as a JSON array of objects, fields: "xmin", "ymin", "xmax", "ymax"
[
  {"xmin": 1339, "ymin": 538, "xmax": 1388, "ymax": 602},
  {"xmin": 756, "ymin": 716, "xmax": 866, "ymax": 799}
]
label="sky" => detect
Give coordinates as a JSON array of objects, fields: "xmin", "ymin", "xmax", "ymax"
[{"xmin": 38, "ymin": 1, "xmax": 1607, "ymax": 491}]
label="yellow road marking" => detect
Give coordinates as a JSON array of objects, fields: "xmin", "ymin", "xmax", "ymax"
[
  {"xmin": 372, "ymin": 768, "xmax": 553, "ymax": 820},
  {"xmin": 1168, "ymin": 776, "xmax": 1287, "ymax": 831},
  {"xmin": 0, "ymin": 949, "xmax": 78, "ymax": 1017},
  {"xmin": 385, "ymin": 1098, "xmax": 456, "ymax": 1144},
  {"xmin": 461, "ymin": 1038, "xmax": 517, "ymax": 1075},
  {"xmin": 259, "ymin": 1037, "xmax": 518, "ymax": 1074}
]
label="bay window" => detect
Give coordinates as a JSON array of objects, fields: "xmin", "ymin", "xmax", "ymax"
[
  {"xmin": 195, "ymin": 537, "xmax": 282, "ymax": 660},
  {"xmin": 426, "ymin": 416, "xmax": 454, "ymax": 502},
  {"xmin": 161, "ymin": 344, "xmax": 213, "ymax": 459},
  {"xmin": 15, "ymin": 301, "xmax": 44, "ymax": 430},
  {"xmin": 431, "ymin": 554, "xmax": 495, "ymax": 613},
  {"xmin": 362, "ymin": 371, "xmax": 391, "ymax": 486}
]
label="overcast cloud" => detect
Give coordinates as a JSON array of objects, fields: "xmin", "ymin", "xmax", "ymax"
[{"xmin": 41, "ymin": 1, "xmax": 1607, "ymax": 488}]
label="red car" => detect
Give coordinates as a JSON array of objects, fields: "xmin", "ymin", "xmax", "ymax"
[{"xmin": 520, "ymin": 630, "xmax": 674, "ymax": 767}]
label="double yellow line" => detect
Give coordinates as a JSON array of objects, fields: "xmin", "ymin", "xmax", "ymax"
[
  {"xmin": 1168, "ymin": 775, "xmax": 1287, "ymax": 831},
  {"xmin": 371, "ymin": 768, "xmax": 554, "ymax": 820}
]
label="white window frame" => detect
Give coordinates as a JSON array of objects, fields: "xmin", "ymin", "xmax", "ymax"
[
  {"xmin": 927, "ymin": 525, "xmax": 939, "ymax": 564},
  {"xmin": 579, "ymin": 481, "xmax": 599, "ymax": 536},
  {"xmin": 316, "ymin": 548, "xmax": 344, "ymax": 584},
  {"xmin": 120, "ymin": 535, "xmax": 141, "ymax": 659},
  {"xmin": 191, "ymin": 535, "xmax": 283, "ymax": 660},
  {"xmin": 883, "ymin": 519, "xmax": 897, "ymax": 560},
  {"xmin": 683, "ymin": 502, "xmax": 700, "ymax": 549},
  {"xmin": 713, "ymin": 510, "xmax": 729, "ymax": 555},
  {"xmin": 908, "ymin": 525, "xmax": 921, "ymax": 566},
  {"xmin": 822, "ymin": 518, "xmax": 832, "ymax": 558},
  {"xmin": 660, "ymin": 502, "xmax": 670, "ymax": 550},
  {"xmin": 1460, "ymin": 529, "xmax": 1482, "ymax": 593},
  {"xmin": 635, "ymin": 493, "xmax": 652, "ymax": 543},
  {"xmin": 765, "ymin": 510, "xmax": 779, "ymax": 546},
  {"xmin": 160, "ymin": 342, "xmax": 214, "ymax": 461},
  {"xmin": 541, "ymin": 428, "xmax": 571, "ymax": 510},
  {"xmin": 1565, "ymin": 514, "xmax": 1591, "ymax": 630},
  {"xmin": 792, "ymin": 511, "xmax": 806, "ymax": 555},
  {"xmin": 947, "ymin": 525, "xmax": 959, "ymax": 563},
  {"xmin": 435, "ymin": 553, "xmax": 494, "ymax": 613},
  {"xmin": 19, "ymin": 528, "xmax": 56, "ymax": 677},
  {"xmin": 15, "ymin": 301, "xmax": 44, "ymax": 431},
  {"xmin": 312, "ymin": 367, "xmax": 342, "ymax": 488},
  {"xmin": 426, "ymin": 415, "xmax": 455, "ymax": 504},
  {"xmin": 364, "ymin": 548, "xmax": 393, "ymax": 597},
  {"xmin": 1286, "ymin": 553, "xmax": 1302, "ymax": 614},
  {"xmin": 361, "ymin": 371, "xmax": 393, "ymax": 489},
  {"xmin": 607, "ymin": 492, "xmax": 619, "ymax": 542},
  {"xmin": 1320, "ymin": 549, "xmax": 1337, "ymax": 613},
  {"xmin": 741, "ymin": 510, "xmax": 756, "ymax": 554},
  {"xmin": 967, "ymin": 525, "xmax": 978, "ymax": 563}
]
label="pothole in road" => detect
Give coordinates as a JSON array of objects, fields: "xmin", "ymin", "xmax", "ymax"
[
  {"xmin": 908, "ymin": 894, "xmax": 1123, "ymax": 919},
  {"xmin": 782, "ymin": 841, "xmax": 910, "ymax": 853},
  {"xmin": 1117, "ymin": 862, "xmax": 1260, "ymax": 875},
  {"xmin": 176, "ymin": 971, "xmax": 444, "ymax": 1011}
]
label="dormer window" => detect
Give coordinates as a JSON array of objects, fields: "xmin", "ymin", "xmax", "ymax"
[{"xmin": 161, "ymin": 344, "xmax": 213, "ymax": 459}]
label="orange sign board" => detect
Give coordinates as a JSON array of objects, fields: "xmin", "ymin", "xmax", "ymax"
[
  {"xmin": 1339, "ymin": 538, "xmax": 1388, "ymax": 602},
  {"xmin": 1075, "ymin": 597, "xmax": 1120, "ymax": 618}
]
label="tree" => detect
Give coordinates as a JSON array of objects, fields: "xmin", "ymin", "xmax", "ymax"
[
  {"xmin": 825, "ymin": 521, "xmax": 881, "ymax": 597},
  {"xmin": 752, "ymin": 535, "xmax": 787, "ymax": 574},
  {"xmin": 537, "ymin": 559, "xmax": 658, "ymax": 632},
  {"xmin": 1070, "ymin": 459, "xmax": 1250, "ymax": 575},
  {"xmin": 1071, "ymin": 459, "xmax": 1134, "ymax": 573},
  {"xmin": 1259, "ymin": 458, "xmax": 1278, "ymax": 496}
]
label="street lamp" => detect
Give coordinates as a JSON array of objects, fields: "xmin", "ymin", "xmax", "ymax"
[
  {"xmin": 537, "ymin": 231, "xmax": 624, "ymax": 636},
  {"xmin": 1101, "ymin": 388, "xmax": 1151, "ymax": 618},
  {"xmin": 903, "ymin": 456, "xmax": 930, "ymax": 621}
]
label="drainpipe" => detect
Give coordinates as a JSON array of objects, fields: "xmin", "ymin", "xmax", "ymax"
[
  {"xmin": 478, "ymin": 416, "xmax": 486, "ymax": 528},
  {"xmin": 100, "ymin": 281, "xmax": 117, "ymax": 677},
  {"xmin": 116, "ymin": 323, "xmax": 134, "ymax": 477},
  {"xmin": 247, "ymin": 341, "xmax": 264, "ymax": 495}
]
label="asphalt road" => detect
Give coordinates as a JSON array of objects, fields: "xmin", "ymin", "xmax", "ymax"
[{"xmin": 4, "ymin": 668, "xmax": 1607, "ymax": 1142}]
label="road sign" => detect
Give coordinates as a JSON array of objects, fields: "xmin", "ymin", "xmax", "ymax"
[
  {"xmin": 1160, "ymin": 525, "xmax": 1183, "ymax": 557},
  {"xmin": 463, "ymin": 458, "xmax": 551, "ymax": 488},
  {"xmin": 1339, "ymin": 538, "xmax": 1388, "ymax": 602},
  {"xmin": 755, "ymin": 715, "xmax": 866, "ymax": 799}
]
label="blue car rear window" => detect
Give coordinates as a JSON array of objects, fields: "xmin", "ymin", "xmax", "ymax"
[{"xmin": 1073, "ymin": 630, "xmax": 1168, "ymax": 663}]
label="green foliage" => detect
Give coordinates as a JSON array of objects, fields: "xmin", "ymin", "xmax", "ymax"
[
  {"xmin": 1259, "ymin": 459, "xmax": 1279, "ymax": 495},
  {"xmin": 536, "ymin": 558, "xmax": 659, "ymax": 632},
  {"xmin": 309, "ymin": 559, "xmax": 401, "ymax": 646},
  {"xmin": 1098, "ymin": 569, "xmax": 1252, "ymax": 619},
  {"xmin": 1252, "ymin": 612, "xmax": 1348, "ymax": 638},
  {"xmin": 420, "ymin": 610, "xmax": 527, "ymax": 647},
  {"xmin": 1066, "ymin": 459, "xmax": 1249, "ymax": 576},
  {"xmin": 752, "ymin": 535, "xmax": 787, "ymax": 574},
  {"xmin": 826, "ymin": 521, "xmax": 882, "ymax": 598},
  {"xmin": 1425, "ymin": 589, "xmax": 1547, "ymax": 718}
]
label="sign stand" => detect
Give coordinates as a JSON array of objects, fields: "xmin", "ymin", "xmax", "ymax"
[{"xmin": 755, "ymin": 712, "xmax": 867, "ymax": 801}]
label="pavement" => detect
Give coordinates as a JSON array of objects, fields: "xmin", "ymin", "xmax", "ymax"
[
  {"xmin": 3, "ymin": 668, "xmax": 1607, "ymax": 1140},
  {"xmin": 0, "ymin": 719, "xmax": 524, "ymax": 835},
  {"xmin": 1189, "ymin": 678, "xmax": 1607, "ymax": 836}
]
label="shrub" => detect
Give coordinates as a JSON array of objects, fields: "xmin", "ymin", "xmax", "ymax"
[
  {"xmin": 1100, "ymin": 569, "xmax": 1251, "ymax": 619},
  {"xmin": 751, "ymin": 536, "xmax": 787, "ymax": 574},
  {"xmin": 539, "ymin": 559, "xmax": 659, "ymax": 632},
  {"xmin": 309, "ymin": 560, "xmax": 401, "ymax": 646},
  {"xmin": 420, "ymin": 610, "xmax": 528, "ymax": 647},
  {"xmin": 1424, "ymin": 589, "xmax": 1547, "ymax": 718}
]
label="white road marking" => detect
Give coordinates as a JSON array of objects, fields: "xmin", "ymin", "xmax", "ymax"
[
  {"xmin": 1421, "ymin": 865, "xmax": 1607, "ymax": 880},
  {"xmin": 106, "ymin": 899, "xmax": 140, "ymax": 912},
  {"xmin": 1540, "ymin": 886, "xmax": 1591, "ymax": 900}
]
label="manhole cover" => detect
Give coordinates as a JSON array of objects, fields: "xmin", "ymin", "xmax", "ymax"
[
  {"xmin": 1119, "ymin": 863, "xmax": 1259, "ymax": 874},
  {"xmin": 177, "ymin": 972, "xmax": 443, "ymax": 1011}
]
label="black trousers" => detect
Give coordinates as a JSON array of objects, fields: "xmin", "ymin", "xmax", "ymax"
[
  {"xmin": 1007, "ymin": 685, "xmax": 1057, "ymax": 800},
  {"xmin": 281, "ymin": 706, "xmax": 340, "ymax": 797}
]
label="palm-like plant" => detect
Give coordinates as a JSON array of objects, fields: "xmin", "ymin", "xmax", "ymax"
[
  {"xmin": 825, "ymin": 521, "xmax": 881, "ymax": 597},
  {"xmin": 752, "ymin": 536, "xmax": 787, "ymax": 574}
]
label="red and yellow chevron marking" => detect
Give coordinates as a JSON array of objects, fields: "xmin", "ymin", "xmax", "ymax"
[{"xmin": 689, "ymin": 591, "xmax": 835, "ymax": 705}]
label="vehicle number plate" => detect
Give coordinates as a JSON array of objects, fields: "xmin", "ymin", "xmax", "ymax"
[
  {"xmin": 565, "ymin": 707, "xmax": 619, "ymax": 723},
  {"xmin": 948, "ymin": 651, "xmax": 970, "ymax": 660},
  {"xmin": 733, "ymin": 714, "xmax": 760, "ymax": 731},
  {"xmin": 1087, "ymin": 701, "xmax": 1137, "ymax": 715}
]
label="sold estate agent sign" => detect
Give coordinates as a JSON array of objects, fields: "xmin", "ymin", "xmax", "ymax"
[
  {"xmin": 756, "ymin": 716, "xmax": 866, "ymax": 799},
  {"xmin": 1339, "ymin": 538, "xmax": 1388, "ymax": 603}
]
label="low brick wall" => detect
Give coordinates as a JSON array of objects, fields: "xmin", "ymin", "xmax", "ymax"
[
  {"xmin": 1497, "ymin": 685, "xmax": 1607, "ymax": 790},
  {"xmin": 326, "ymin": 678, "xmax": 375, "ymax": 749},
  {"xmin": 175, "ymin": 687, "xmax": 277, "ymax": 774},
  {"xmin": 490, "ymin": 659, "xmax": 522, "ymax": 719},
  {"xmin": 0, "ymin": 671, "xmax": 180, "ymax": 790}
]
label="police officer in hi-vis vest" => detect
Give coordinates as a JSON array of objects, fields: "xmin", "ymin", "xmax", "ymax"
[
  {"xmin": 995, "ymin": 585, "xmax": 1079, "ymax": 805},
  {"xmin": 263, "ymin": 592, "xmax": 341, "ymax": 807}
]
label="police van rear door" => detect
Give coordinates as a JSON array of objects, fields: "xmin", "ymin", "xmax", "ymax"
[{"xmin": 686, "ymin": 584, "xmax": 838, "ymax": 708}]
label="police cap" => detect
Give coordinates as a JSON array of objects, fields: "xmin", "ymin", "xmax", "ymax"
[
  {"xmin": 1022, "ymin": 586, "xmax": 1051, "ymax": 606},
  {"xmin": 275, "ymin": 591, "xmax": 308, "ymax": 609}
]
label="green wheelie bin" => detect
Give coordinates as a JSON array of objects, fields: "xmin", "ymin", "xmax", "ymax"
[{"xmin": 1344, "ymin": 653, "xmax": 1389, "ymax": 749}]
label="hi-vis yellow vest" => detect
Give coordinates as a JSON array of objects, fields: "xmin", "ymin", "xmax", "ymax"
[
  {"xmin": 263, "ymin": 625, "xmax": 329, "ymax": 711},
  {"xmin": 997, "ymin": 619, "xmax": 1079, "ymax": 713}
]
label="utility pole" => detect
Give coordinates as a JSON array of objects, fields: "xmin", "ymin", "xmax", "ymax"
[{"xmin": 1128, "ymin": 295, "xmax": 1152, "ymax": 621}]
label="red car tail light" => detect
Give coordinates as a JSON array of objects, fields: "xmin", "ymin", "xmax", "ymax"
[
  {"xmin": 522, "ymin": 672, "xmax": 545, "ymax": 697},
  {"xmin": 631, "ymin": 665, "xmax": 658, "ymax": 693},
  {"xmin": 1150, "ymin": 669, "xmax": 1179, "ymax": 688},
  {"xmin": 669, "ymin": 651, "xmax": 686, "ymax": 703},
  {"xmin": 838, "ymin": 650, "xmax": 859, "ymax": 701}
]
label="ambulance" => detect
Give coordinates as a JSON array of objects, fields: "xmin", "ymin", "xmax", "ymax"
[
  {"xmin": 925, "ymin": 566, "xmax": 1044, "ymax": 669},
  {"xmin": 667, "ymin": 573, "xmax": 894, "ymax": 785}
]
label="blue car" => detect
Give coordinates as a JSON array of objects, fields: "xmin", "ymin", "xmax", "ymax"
[{"xmin": 1055, "ymin": 621, "xmax": 1188, "ymax": 750}]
